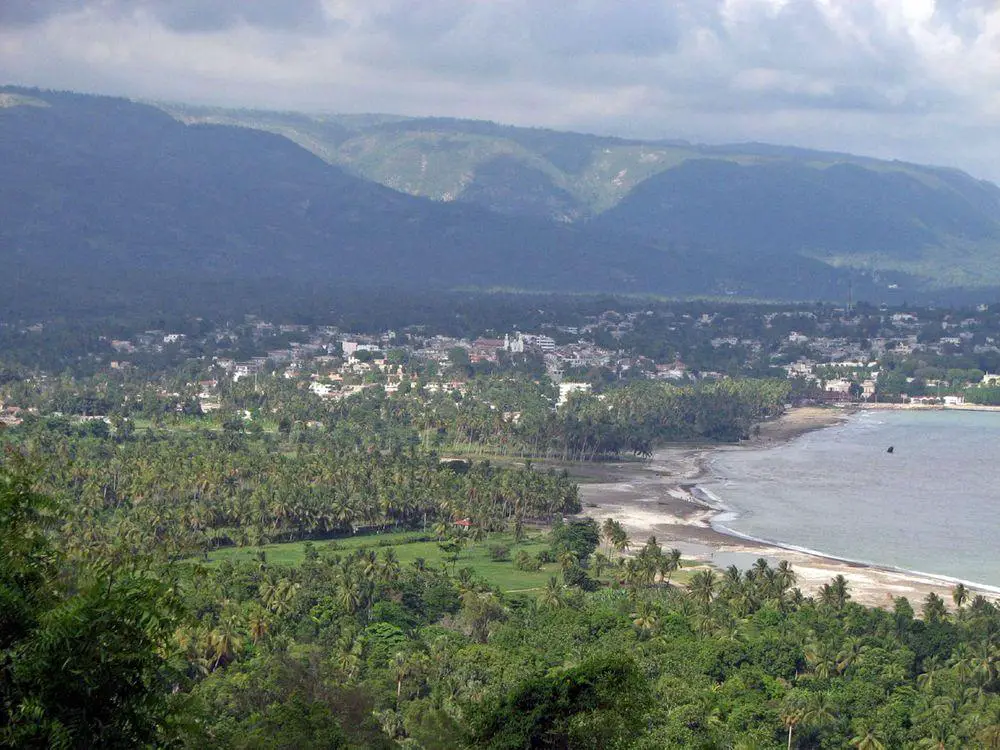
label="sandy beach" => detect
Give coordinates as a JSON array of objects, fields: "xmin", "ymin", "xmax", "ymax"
[{"xmin": 578, "ymin": 406, "xmax": 997, "ymax": 609}]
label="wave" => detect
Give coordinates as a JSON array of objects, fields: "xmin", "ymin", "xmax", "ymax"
[{"xmin": 702, "ymin": 487, "xmax": 1000, "ymax": 596}]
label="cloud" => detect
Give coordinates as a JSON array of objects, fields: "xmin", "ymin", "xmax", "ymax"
[
  {"xmin": 0, "ymin": 0, "xmax": 329, "ymax": 32},
  {"xmin": 2, "ymin": 0, "xmax": 1000, "ymax": 180}
]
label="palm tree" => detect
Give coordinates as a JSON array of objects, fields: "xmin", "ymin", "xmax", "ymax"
[
  {"xmin": 836, "ymin": 637, "xmax": 864, "ymax": 675},
  {"xmin": 780, "ymin": 693, "xmax": 807, "ymax": 750},
  {"xmin": 379, "ymin": 548, "xmax": 401, "ymax": 583},
  {"xmin": 752, "ymin": 557, "xmax": 771, "ymax": 578},
  {"xmin": 973, "ymin": 702, "xmax": 1000, "ymax": 749},
  {"xmin": 850, "ymin": 724, "xmax": 887, "ymax": 750},
  {"xmin": 592, "ymin": 551, "xmax": 611, "ymax": 579},
  {"xmin": 721, "ymin": 565, "xmax": 744, "ymax": 600},
  {"xmin": 776, "ymin": 560, "xmax": 797, "ymax": 589},
  {"xmin": 804, "ymin": 640, "xmax": 837, "ymax": 680},
  {"xmin": 601, "ymin": 518, "xmax": 619, "ymax": 552},
  {"xmin": 335, "ymin": 634, "xmax": 363, "ymax": 678},
  {"xmin": 541, "ymin": 576, "xmax": 565, "ymax": 609},
  {"xmin": 687, "ymin": 569, "xmax": 717, "ymax": 609},
  {"xmin": 247, "ymin": 606, "xmax": 271, "ymax": 646},
  {"xmin": 923, "ymin": 592, "xmax": 948, "ymax": 623},
  {"xmin": 660, "ymin": 548, "xmax": 682, "ymax": 585},
  {"xmin": 611, "ymin": 527, "xmax": 630, "ymax": 557},
  {"xmin": 621, "ymin": 557, "xmax": 642, "ymax": 592},
  {"xmin": 952, "ymin": 582, "xmax": 970, "ymax": 611},
  {"xmin": 209, "ymin": 614, "xmax": 243, "ymax": 671},
  {"xmin": 819, "ymin": 575, "xmax": 850, "ymax": 611},
  {"xmin": 631, "ymin": 599, "xmax": 659, "ymax": 637},
  {"xmin": 801, "ymin": 693, "xmax": 837, "ymax": 734},
  {"xmin": 830, "ymin": 574, "xmax": 850, "ymax": 609},
  {"xmin": 917, "ymin": 656, "xmax": 944, "ymax": 692},
  {"xmin": 557, "ymin": 550, "xmax": 579, "ymax": 572},
  {"xmin": 391, "ymin": 651, "xmax": 426, "ymax": 700}
]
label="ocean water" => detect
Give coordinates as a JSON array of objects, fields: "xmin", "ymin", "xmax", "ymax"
[{"xmin": 705, "ymin": 410, "xmax": 1000, "ymax": 589}]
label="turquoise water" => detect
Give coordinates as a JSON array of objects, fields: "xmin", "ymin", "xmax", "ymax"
[{"xmin": 705, "ymin": 410, "xmax": 1000, "ymax": 589}]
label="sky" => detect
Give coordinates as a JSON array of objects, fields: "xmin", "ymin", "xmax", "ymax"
[{"xmin": 2, "ymin": 0, "xmax": 1000, "ymax": 180}]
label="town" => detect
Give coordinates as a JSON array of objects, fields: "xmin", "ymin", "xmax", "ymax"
[{"xmin": 4, "ymin": 298, "xmax": 1000, "ymax": 429}]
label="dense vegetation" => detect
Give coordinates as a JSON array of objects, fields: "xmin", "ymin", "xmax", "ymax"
[
  {"xmin": 0, "ymin": 334, "xmax": 996, "ymax": 746},
  {"xmin": 3, "ymin": 458, "xmax": 999, "ymax": 748},
  {"xmin": 3, "ymin": 420, "xmax": 577, "ymax": 562},
  {"xmin": 449, "ymin": 378, "xmax": 790, "ymax": 459}
]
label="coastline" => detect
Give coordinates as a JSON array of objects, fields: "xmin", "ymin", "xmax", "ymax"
[{"xmin": 578, "ymin": 406, "xmax": 999, "ymax": 608}]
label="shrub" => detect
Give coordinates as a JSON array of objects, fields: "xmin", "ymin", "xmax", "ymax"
[{"xmin": 514, "ymin": 550, "xmax": 541, "ymax": 572}]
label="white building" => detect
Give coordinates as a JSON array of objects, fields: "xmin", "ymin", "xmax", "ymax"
[{"xmin": 558, "ymin": 382, "xmax": 592, "ymax": 407}]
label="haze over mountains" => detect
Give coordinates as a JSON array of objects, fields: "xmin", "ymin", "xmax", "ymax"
[{"xmin": 4, "ymin": 85, "xmax": 1000, "ymax": 317}]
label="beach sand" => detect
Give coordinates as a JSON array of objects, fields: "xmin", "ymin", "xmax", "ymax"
[{"xmin": 578, "ymin": 406, "xmax": 997, "ymax": 609}]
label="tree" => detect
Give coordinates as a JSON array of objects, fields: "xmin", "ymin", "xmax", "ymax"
[
  {"xmin": 541, "ymin": 577, "xmax": 565, "ymax": 610},
  {"xmin": 631, "ymin": 599, "xmax": 659, "ymax": 637},
  {"xmin": 850, "ymin": 724, "xmax": 887, "ymax": 750},
  {"xmin": 460, "ymin": 591, "xmax": 505, "ymax": 643},
  {"xmin": 0, "ymin": 460, "xmax": 184, "ymax": 748},
  {"xmin": 952, "ymin": 583, "xmax": 969, "ymax": 611},
  {"xmin": 687, "ymin": 569, "xmax": 717, "ymax": 609},
  {"xmin": 466, "ymin": 654, "xmax": 651, "ymax": 749},
  {"xmin": 660, "ymin": 548, "xmax": 682, "ymax": 585},
  {"xmin": 779, "ymin": 692, "xmax": 807, "ymax": 750},
  {"xmin": 819, "ymin": 574, "xmax": 850, "ymax": 611},
  {"xmin": 923, "ymin": 592, "xmax": 948, "ymax": 623}
]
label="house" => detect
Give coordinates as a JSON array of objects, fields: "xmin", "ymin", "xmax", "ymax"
[
  {"xmin": 824, "ymin": 378, "xmax": 853, "ymax": 394},
  {"xmin": 504, "ymin": 333, "xmax": 525, "ymax": 353},
  {"xmin": 309, "ymin": 382, "xmax": 336, "ymax": 398},
  {"xmin": 0, "ymin": 405, "xmax": 23, "ymax": 426},
  {"xmin": 233, "ymin": 361, "xmax": 265, "ymax": 381},
  {"xmin": 558, "ymin": 382, "xmax": 592, "ymax": 406}
]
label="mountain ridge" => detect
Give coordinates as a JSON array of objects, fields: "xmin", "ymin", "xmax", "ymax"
[
  {"xmin": 152, "ymin": 96, "xmax": 1000, "ymax": 291},
  {"xmin": 2, "ymin": 85, "xmax": 999, "ymax": 317}
]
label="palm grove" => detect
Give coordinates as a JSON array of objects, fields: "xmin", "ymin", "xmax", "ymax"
[{"xmin": 3, "ymin": 365, "xmax": 1000, "ymax": 747}]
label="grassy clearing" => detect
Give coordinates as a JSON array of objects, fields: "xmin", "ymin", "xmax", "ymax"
[
  {"xmin": 206, "ymin": 531, "xmax": 565, "ymax": 592},
  {"xmin": 204, "ymin": 531, "xmax": 695, "ymax": 594}
]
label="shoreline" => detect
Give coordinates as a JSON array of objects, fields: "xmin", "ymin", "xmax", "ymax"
[{"xmin": 578, "ymin": 406, "xmax": 999, "ymax": 608}]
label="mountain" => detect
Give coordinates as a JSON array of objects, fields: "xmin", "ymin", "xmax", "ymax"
[
  {"xmin": 161, "ymin": 102, "xmax": 1000, "ymax": 292},
  {"xmin": 593, "ymin": 156, "xmax": 1000, "ymax": 290},
  {"xmin": 0, "ymin": 87, "xmax": 730, "ymax": 317},
  {"xmin": 2, "ymin": 86, "xmax": 997, "ymax": 320}
]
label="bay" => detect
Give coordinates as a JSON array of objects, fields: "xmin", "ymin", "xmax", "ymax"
[{"xmin": 705, "ymin": 409, "xmax": 1000, "ymax": 588}]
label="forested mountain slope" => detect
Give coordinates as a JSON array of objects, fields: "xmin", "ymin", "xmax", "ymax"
[
  {"xmin": 163, "ymin": 100, "xmax": 1000, "ymax": 292},
  {"xmin": 4, "ymin": 86, "xmax": 999, "ymax": 318},
  {"xmin": 0, "ymin": 88, "xmax": 706, "ymax": 316},
  {"xmin": 0, "ymin": 87, "xmax": 877, "ymax": 317}
]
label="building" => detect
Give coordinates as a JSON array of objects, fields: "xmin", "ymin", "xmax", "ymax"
[{"xmin": 558, "ymin": 382, "xmax": 592, "ymax": 406}]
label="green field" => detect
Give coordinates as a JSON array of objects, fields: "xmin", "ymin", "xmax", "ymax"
[{"xmin": 204, "ymin": 531, "xmax": 694, "ymax": 594}]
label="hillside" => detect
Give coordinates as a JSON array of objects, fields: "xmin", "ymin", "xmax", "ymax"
[
  {"xmin": 3, "ymin": 86, "xmax": 999, "ymax": 319},
  {"xmin": 1, "ymin": 87, "xmax": 896, "ymax": 319},
  {"xmin": 161, "ymin": 102, "xmax": 1000, "ymax": 292},
  {"xmin": 0, "ymin": 88, "xmax": 733, "ymax": 317}
]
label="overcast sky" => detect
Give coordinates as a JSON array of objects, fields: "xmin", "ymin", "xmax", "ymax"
[{"xmin": 3, "ymin": 0, "xmax": 1000, "ymax": 180}]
